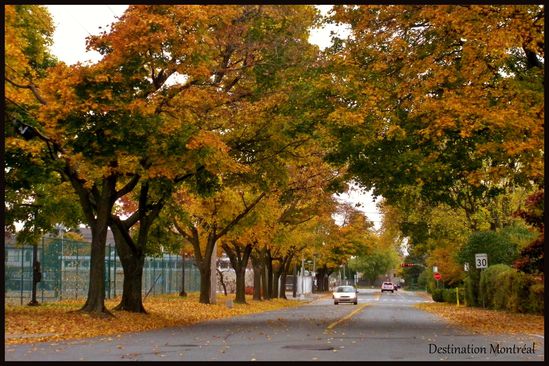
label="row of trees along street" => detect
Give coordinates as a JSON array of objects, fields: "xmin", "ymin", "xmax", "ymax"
[{"xmin": 5, "ymin": 5, "xmax": 543, "ymax": 316}]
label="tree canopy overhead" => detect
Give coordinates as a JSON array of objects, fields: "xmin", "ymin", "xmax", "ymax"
[{"xmin": 326, "ymin": 5, "xmax": 544, "ymax": 209}]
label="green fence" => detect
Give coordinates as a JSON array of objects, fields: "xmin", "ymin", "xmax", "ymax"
[{"xmin": 5, "ymin": 236, "xmax": 201, "ymax": 305}]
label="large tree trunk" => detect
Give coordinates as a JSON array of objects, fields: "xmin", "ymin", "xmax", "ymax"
[
  {"xmin": 272, "ymin": 268, "xmax": 281, "ymax": 299},
  {"xmin": 223, "ymin": 242, "xmax": 252, "ymax": 304},
  {"xmin": 316, "ymin": 268, "xmax": 325, "ymax": 292},
  {"xmin": 279, "ymin": 254, "xmax": 294, "ymax": 299},
  {"xmin": 251, "ymin": 253, "xmax": 263, "ymax": 301},
  {"xmin": 116, "ymin": 258, "xmax": 146, "ymax": 312},
  {"xmin": 108, "ymin": 183, "xmax": 164, "ymax": 313},
  {"xmin": 264, "ymin": 249, "xmax": 273, "ymax": 300},
  {"xmin": 234, "ymin": 268, "xmax": 247, "ymax": 303},
  {"xmin": 194, "ymin": 234, "xmax": 217, "ymax": 304},
  {"xmin": 110, "ymin": 222, "xmax": 147, "ymax": 313},
  {"xmin": 315, "ymin": 266, "xmax": 331, "ymax": 292},
  {"xmin": 199, "ymin": 263, "xmax": 212, "ymax": 304},
  {"xmin": 78, "ymin": 178, "xmax": 116, "ymax": 316},
  {"xmin": 80, "ymin": 226, "xmax": 110, "ymax": 315}
]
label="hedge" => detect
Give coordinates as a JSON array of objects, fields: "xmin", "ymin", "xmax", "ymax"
[
  {"xmin": 479, "ymin": 264, "xmax": 513, "ymax": 308},
  {"xmin": 441, "ymin": 288, "xmax": 464, "ymax": 304},
  {"xmin": 477, "ymin": 265, "xmax": 544, "ymax": 315},
  {"xmin": 431, "ymin": 289, "xmax": 444, "ymax": 302}
]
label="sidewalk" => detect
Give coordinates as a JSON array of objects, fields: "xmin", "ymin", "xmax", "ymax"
[{"xmin": 284, "ymin": 292, "xmax": 330, "ymax": 302}]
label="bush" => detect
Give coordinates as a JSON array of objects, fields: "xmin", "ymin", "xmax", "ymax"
[
  {"xmin": 479, "ymin": 264, "xmax": 513, "ymax": 308},
  {"xmin": 489, "ymin": 267, "xmax": 542, "ymax": 314},
  {"xmin": 418, "ymin": 268, "xmax": 436, "ymax": 293},
  {"xmin": 464, "ymin": 274, "xmax": 479, "ymax": 307},
  {"xmin": 526, "ymin": 283, "xmax": 544, "ymax": 314},
  {"xmin": 442, "ymin": 288, "xmax": 456, "ymax": 303},
  {"xmin": 431, "ymin": 289, "xmax": 444, "ymax": 302},
  {"xmin": 441, "ymin": 288, "xmax": 464, "ymax": 304}
]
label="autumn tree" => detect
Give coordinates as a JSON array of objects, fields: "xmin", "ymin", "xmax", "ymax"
[
  {"xmin": 325, "ymin": 5, "xmax": 544, "ymax": 232},
  {"xmin": 4, "ymin": 5, "xmax": 83, "ymax": 243},
  {"xmin": 221, "ymin": 195, "xmax": 279, "ymax": 303},
  {"xmin": 513, "ymin": 189, "xmax": 544, "ymax": 276},
  {"xmin": 5, "ymin": 5, "xmax": 324, "ymax": 314}
]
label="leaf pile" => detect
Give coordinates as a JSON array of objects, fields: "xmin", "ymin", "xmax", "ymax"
[
  {"xmin": 416, "ymin": 302, "xmax": 544, "ymax": 335},
  {"xmin": 5, "ymin": 293, "xmax": 304, "ymax": 345}
]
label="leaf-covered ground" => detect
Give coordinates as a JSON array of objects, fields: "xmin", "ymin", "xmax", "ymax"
[
  {"xmin": 416, "ymin": 302, "xmax": 544, "ymax": 335},
  {"xmin": 5, "ymin": 293, "xmax": 306, "ymax": 345}
]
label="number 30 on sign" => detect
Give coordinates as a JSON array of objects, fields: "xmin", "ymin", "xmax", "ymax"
[{"xmin": 475, "ymin": 253, "xmax": 488, "ymax": 269}]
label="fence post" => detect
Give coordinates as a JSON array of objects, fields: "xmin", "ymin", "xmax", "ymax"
[
  {"xmin": 113, "ymin": 246, "xmax": 117, "ymax": 297},
  {"xmin": 153, "ymin": 258, "xmax": 156, "ymax": 296},
  {"xmin": 456, "ymin": 287, "xmax": 459, "ymax": 306},
  {"xmin": 20, "ymin": 245, "xmax": 24, "ymax": 305},
  {"xmin": 161, "ymin": 254, "xmax": 165, "ymax": 294},
  {"xmin": 168, "ymin": 254, "xmax": 172, "ymax": 294}
]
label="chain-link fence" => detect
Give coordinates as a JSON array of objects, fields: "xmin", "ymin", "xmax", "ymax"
[{"xmin": 5, "ymin": 236, "xmax": 201, "ymax": 305}]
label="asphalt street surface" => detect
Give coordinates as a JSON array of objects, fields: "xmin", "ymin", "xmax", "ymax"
[{"xmin": 5, "ymin": 289, "xmax": 544, "ymax": 361}]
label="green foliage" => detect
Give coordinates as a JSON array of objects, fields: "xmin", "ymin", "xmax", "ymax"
[
  {"xmin": 441, "ymin": 288, "xmax": 464, "ymax": 304},
  {"xmin": 478, "ymin": 264, "xmax": 543, "ymax": 314},
  {"xmin": 348, "ymin": 247, "xmax": 398, "ymax": 284},
  {"xmin": 431, "ymin": 289, "xmax": 444, "ymax": 302},
  {"xmin": 464, "ymin": 274, "xmax": 479, "ymax": 307},
  {"xmin": 496, "ymin": 269, "xmax": 532, "ymax": 313},
  {"xmin": 527, "ymin": 283, "xmax": 544, "ymax": 315},
  {"xmin": 457, "ymin": 230, "xmax": 520, "ymax": 268},
  {"xmin": 459, "ymin": 231, "xmax": 521, "ymax": 307},
  {"xmin": 417, "ymin": 268, "xmax": 435, "ymax": 293},
  {"xmin": 479, "ymin": 264, "xmax": 513, "ymax": 309}
]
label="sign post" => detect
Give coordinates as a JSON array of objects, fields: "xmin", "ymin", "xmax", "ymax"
[
  {"xmin": 475, "ymin": 253, "xmax": 488, "ymax": 308},
  {"xmin": 433, "ymin": 272, "xmax": 442, "ymax": 288}
]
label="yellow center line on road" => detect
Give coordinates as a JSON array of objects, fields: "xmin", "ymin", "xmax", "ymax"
[{"xmin": 325, "ymin": 303, "xmax": 369, "ymax": 332}]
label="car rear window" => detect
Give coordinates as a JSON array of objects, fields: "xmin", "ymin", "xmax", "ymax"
[{"xmin": 336, "ymin": 286, "xmax": 355, "ymax": 292}]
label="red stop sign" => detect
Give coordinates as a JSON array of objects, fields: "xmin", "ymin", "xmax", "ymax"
[{"xmin": 434, "ymin": 272, "xmax": 442, "ymax": 281}]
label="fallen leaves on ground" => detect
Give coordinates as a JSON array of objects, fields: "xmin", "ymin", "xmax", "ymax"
[
  {"xmin": 5, "ymin": 293, "xmax": 304, "ymax": 345},
  {"xmin": 416, "ymin": 302, "xmax": 544, "ymax": 335}
]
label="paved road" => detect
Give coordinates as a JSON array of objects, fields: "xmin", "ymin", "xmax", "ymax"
[{"xmin": 5, "ymin": 289, "xmax": 544, "ymax": 361}]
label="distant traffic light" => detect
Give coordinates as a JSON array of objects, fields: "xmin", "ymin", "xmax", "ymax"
[{"xmin": 400, "ymin": 263, "xmax": 415, "ymax": 267}]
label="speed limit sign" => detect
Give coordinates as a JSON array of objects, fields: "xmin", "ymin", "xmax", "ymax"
[{"xmin": 475, "ymin": 253, "xmax": 488, "ymax": 269}]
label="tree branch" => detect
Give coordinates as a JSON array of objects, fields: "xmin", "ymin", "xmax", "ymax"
[
  {"xmin": 5, "ymin": 77, "xmax": 48, "ymax": 105},
  {"xmin": 215, "ymin": 192, "xmax": 267, "ymax": 240}
]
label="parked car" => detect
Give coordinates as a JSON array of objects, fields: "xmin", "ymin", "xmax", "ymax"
[
  {"xmin": 381, "ymin": 282, "xmax": 395, "ymax": 293},
  {"xmin": 332, "ymin": 285, "xmax": 358, "ymax": 305},
  {"xmin": 393, "ymin": 282, "xmax": 399, "ymax": 291}
]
